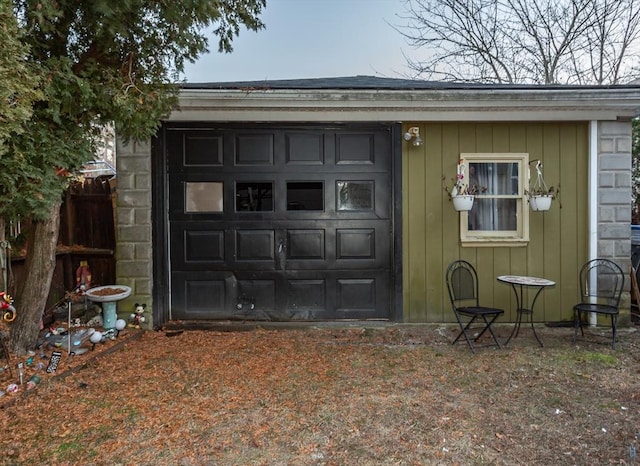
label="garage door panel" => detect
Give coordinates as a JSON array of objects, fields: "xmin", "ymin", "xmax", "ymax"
[
  {"xmin": 336, "ymin": 228, "xmax": 375, "ymax": 260},
  {"xmin": 287, "ymin": 229, "xmax": 325, "ymax": 260},
  {"xmin": 168, "ymin": 124, "xmax": 393, "ymax": 321},
  {"xmin": 333, "ymin": 131, "xmax": 390, "ymax": 168},
  {"xmin": 184, "ymin": 229, "xmax": 225, "ymax": 262},
  {"xmin": 237, "ymin": 279, "xmax": 276, "ymax": 311},
  {"xmin": 168, "ymin": 129, "xmax": 396, "ymax": 174},
  {"xmin": 287, "ymin": 279, "xmax": 326, "ymax": 313},
  {"xmin": 172, "ymin": 268, "xmax": 389, "ymax": 321},
  {"xmin": 167, "ymin": 130, "xmax": 229, "ymax": 172},
  {"xmin": 284, "ymin": 271, "xmax": 388, "ymax": 319},
  {"xmin": 170, "ymin": 223, "xmax": 225, "ymax": 268},
  {"xmin": 337, "ymin": 278, "xmax": 375, "ymax": 310},
  {"xmin": 186, "ymin": 279, "xmax": 225, "ymax": 312},
  {"xmin": 171, "ymin": 271, "xmax": 231, "ymax": 318},
  {"xmin": 285, "ymin": 133, "xmax": 325, "ymax": 165},
  {"xmin": 236, "ymin": 229, "xmax": 275, "ymax": 261},
  {"xmin": 235, "ymin": 133, "xmax": 275, "ymax": 165},
  {"xmin": 336, "ymin": 133, "xmax": 376, "ymax": 165},
  {"xmin": 184, "ymin": 133, "xmax": 224, "ymax": 166},
  {"xmin": 172, "ymin": 224, "xmax": 387, "ymax": 271}
]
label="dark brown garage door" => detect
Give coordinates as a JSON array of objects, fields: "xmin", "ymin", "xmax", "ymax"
[{"xmin": 166, "ymin": 124, "xmax": 396, "ymax": 321}]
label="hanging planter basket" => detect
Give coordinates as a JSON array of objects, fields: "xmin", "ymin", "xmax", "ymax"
[
  {"xmin": 444, "ymin": 159, "xmax": 484, "ymax": 212},
  {"xmin": 527, "ymin": 161, "xmax": 559, "ymax": 212},
  {"xmin": 452, "ymin": 195, "xmax": 475, "ymax": 212},
  {"xmin": 529, "ymin": 195, "xmax": 553, "ymax": 212}
]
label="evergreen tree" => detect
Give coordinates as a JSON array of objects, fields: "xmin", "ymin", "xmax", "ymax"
[{"xmin": 7, "ymin": 0, "xmax": 265, "ymax": 353}]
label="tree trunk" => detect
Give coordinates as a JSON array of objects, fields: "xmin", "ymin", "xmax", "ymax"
[
  {"xmin": 9, "ymin": 200, "xmax": 61, "ymax": 355},
  {"xmin": 0, "ymin": 217, "xmax": 5, "ymax": 293}
]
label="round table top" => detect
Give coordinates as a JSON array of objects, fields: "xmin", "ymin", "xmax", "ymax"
[{"xmin": 497, "ymin": 275, "xmax": 556, "ymax": 287}]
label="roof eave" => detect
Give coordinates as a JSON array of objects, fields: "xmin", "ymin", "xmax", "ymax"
[{"xmin": 169, "ymin": 88, "xmax": 640, "ymax": 122}]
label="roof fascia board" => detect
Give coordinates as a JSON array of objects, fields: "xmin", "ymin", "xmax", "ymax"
[{"xmin": 170, "ymin": 88, "xmax": 640, "ymax": 122}]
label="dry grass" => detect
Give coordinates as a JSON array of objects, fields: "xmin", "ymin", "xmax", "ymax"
[{"xmin": 1, "ymin": 323, "xmax": 639, "ymax": 465}]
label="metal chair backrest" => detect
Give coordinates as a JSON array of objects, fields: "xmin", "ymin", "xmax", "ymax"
[
  {"xmin": 632, "ymin": 249, "xmax": 640, "ymax": 272},
  {"xmin": 446, "ymin": 260, "xmax": 480, "ymax": 309},
  {"xmin": 578, "ymin": 258, "xmax": 624, "ymax": 308}
]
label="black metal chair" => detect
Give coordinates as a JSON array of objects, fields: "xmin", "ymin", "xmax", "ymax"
[
  {"xmin": 573, "ymin": 258, "xmax": 625, "ymax": 348},
  {"xmin": 446, "ymin": 260, "xmax": 504, "ymax": 353},
  {"xmin": 631, "ymin": 249, "xmax": 640, "ymax": 318}
]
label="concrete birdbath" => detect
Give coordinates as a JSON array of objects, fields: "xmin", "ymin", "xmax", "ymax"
[{"xmin": 84, "ymin": 285, "xmax": 132, "ymax": 330}]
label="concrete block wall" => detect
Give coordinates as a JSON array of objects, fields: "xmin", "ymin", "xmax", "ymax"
[
  {"xmin": 598, "ymin": 120, "xmax": 632, "ymax": 323},
  {"xmin": 115, "ymin": 139, "xmax": 153, "ymax": 327},
  {"xmin": 598, "ymin": 121, "xmax": 632, "ymax": 260}
]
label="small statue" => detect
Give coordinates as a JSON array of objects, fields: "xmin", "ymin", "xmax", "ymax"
[
  {"xmin": 129, "ymin": 303, "xmax": 146, "ymax": 328},
  {"xmin": 86, "ymin": 314, "xmax": 103, "ymax": 328},
  {"xmin": 75, "ymin": 260, "xmax": 92, "ymax": 293},
  {"xmin": 0, "ymin": 292, "xmax": 16, "ymax": 322}
]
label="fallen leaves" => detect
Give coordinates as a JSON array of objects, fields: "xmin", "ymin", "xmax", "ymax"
[{"xmin": 0, "ymin": 325, "xmax": 638, "ymax": 464}]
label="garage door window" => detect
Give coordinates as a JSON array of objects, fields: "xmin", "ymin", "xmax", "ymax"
[
  {"xmin": 337, "ymin": 181, "xmax": 373, "ymax": 211},
  {"xmin": 236, "ymin": 182, "xmax": 273, "ymax": 212},
  {"xmin": 287, "ymin": 181, "xmax": 324, "ymax": 211},
  {"xmin": 185, "ymin": 182, "xmax": 223, "ymax": 213}
]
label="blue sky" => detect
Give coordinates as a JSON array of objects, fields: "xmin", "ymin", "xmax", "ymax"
[{"xmin": 183, "ymin": 0, "xmax": 415, "ymax": 83}]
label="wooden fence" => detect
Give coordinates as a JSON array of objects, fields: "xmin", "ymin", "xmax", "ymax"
[{"xmin": 10, "ymin": 177, "xmax": 116, "ymax": 317}]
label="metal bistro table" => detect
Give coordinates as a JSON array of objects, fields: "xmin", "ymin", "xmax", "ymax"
[{"xmin": 497, "ymin": 275, "xmax": 556, "ymax": 347}]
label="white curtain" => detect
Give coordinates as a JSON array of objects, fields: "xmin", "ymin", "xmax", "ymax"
[{"xmin": 469, "ymin": 162, "xmax": 518, "ymax": 231}]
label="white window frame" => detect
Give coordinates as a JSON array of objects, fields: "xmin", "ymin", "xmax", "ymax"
[{"xmin": 460, "ymin": 152, "xmax": 529, "ymax": 247}]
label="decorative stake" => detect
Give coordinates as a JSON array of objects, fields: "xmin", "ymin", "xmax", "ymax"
[{"xmin": 67, "ymin": 300, "xmax": 72, "ymax": 355}]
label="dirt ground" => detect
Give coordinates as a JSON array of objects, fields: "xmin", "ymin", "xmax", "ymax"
[{"xmin": 1, "ymin": 322, "xmax": 640, "ymax": 465}]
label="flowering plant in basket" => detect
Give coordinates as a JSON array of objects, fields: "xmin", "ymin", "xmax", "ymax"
[
  {"xmin": 524, "ymin": 185, "xmax": 560, "ymax": 200},
  {"xmin": 442, "ymin": 170, "xmax": 486, "ymax": 200}
]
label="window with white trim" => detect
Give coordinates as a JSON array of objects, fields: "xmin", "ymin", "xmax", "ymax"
[{"xmin": 460, "ymin": 153, "xmax": 529, "ymax": 247}]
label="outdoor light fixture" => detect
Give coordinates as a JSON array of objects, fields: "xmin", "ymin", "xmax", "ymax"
[{"xmin": 403, "ymin": 126, "xmax": 423, "ymax": 147}]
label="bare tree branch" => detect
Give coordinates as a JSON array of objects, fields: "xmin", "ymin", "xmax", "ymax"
[
  {"xmin": 575, "ymin": 0, "xmax": 640, "ymax": 84},
  {"xmin": 395, "ymin": 0, "xmax": 640, "ymax": 84}
]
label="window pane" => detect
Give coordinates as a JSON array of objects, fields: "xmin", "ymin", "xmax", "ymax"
[
  {"xmin": 236, "ymin": 182, "xmax": 273, "ymax": 212},
  {"xmin": 460, "ymin": 152, "xmax": 528, "ymax": 246},
  {"xmin": 337, "ymin": 181, "xmax": 373, "ymax": 211},
  {"xmin": 470, "ymin": 162, "xmax": 519, "ymax": 195},
  {"xmin": 469, "ymin": 198, "xmax": 518, "ymax": 231},
  {"xmin": 287, "ymin": 182, "xmax": 324, "ymax": 211},
  {"xmin": 185, "ymin": 182, "xmax": 223, "ymax": 212}
]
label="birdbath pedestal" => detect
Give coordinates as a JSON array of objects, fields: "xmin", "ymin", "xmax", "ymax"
[{"xmin": 84, "ymin": 286, "xmax": 132, "ymax": 330}]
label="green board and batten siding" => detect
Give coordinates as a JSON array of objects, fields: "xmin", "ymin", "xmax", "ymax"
[{"xmin": 402, "ymin": 122, "xmax": 588, "ymax": 324}]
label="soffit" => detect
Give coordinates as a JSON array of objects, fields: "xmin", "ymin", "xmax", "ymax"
[{"xmin": 169, "ymin": 88, "xmax": 640, "ymax": 122}]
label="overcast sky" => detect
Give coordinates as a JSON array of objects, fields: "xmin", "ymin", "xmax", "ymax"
[{"xmin": 182, "ymin": 0, "xmax": 416, "ymax": 83}]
